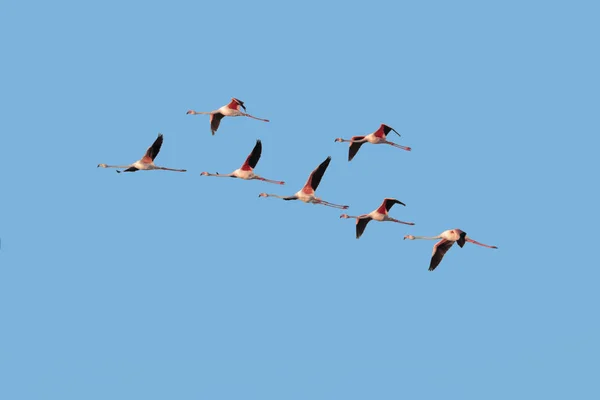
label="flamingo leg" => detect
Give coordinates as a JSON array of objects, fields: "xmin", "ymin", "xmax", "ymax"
[
  {"xmin": 466, "ymin": 238, "xmax": 498, "ymax": 249},
  {"xmin": 384, "ymin": 140, "xmax": 411, "ymax": 151},
  {"xmin": 255, "ymin": 176, "xmax": 285, "ymax": 185},
  {"xmin": 315, "ymin": 199, "xmax": 349, "ymax": 209},
  {"xmin": 389, "ymin": 218, "xmax": 415, "ymax": 226},
  {"xmin": 155, "ymin": 166, "xmax": 187, "ymax": 172},
  {"xmin": 242, "ymin": 113, "xmax": 270, "ymax": 122}
]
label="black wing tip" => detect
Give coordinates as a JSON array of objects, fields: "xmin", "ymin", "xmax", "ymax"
[
  {"xmin": 428, "ymin": 259, "xmax": 439, "ymax": 271},
  {"xmin": 457, "ymin": 232, "xmax": 467, "ymax": 248}
]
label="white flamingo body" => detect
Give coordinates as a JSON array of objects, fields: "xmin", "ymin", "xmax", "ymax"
[
  {"xmin": 97, "ymin": 133, "xmax": 186, "ymax": 173},
  {"xmin": 404, "ymin": 229, "xmax": 498, "ymax": 271},
  {"xmin": 201, "ymin": 140, "xmax": 284, "ymax": 185},
  {"xmin": 340, "ymin": 198, "xmax": 414, "ymax": 238},
  {"xmin": 231, "ymin": 168, "xmax": 255, "ymax": 180},
  {"xmin": 187, "ymin": 98, "xmax": 269, "ymax": 135},
  {"xmin": 294, "ymin": 185, "xmax": 320, "ymax": 204},
  {"xmin": 259, "ymin": 156, "xmax": 348, "ymax": 209},
  {"xmin": 335, "ymin": 124, "xmax": 411, "ymax": 161}
]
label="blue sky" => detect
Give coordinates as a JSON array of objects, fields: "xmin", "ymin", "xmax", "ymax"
[{"xmin": 1, "ymin": 1, "xmax": 598, "ymax": 398}]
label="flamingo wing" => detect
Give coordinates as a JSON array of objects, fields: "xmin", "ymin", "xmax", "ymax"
[
  {"xmin": 348, "ymin": 136, "xmax": 365, "ymax": 161},
  {"xmin": 242, "ymin": 139, "xmax": 262, "ymax": 170},
  {"xmin": 305, "ymin": 156, "xmax": 331, "ymax": 192},
  {"xmin": 429, "ymin": 239, "xmax": 455, "ymax": 271},
  {"xmin": 381, "ymin": 124, "xmax": 400, "ymax": 137},
  {"xmin": 210, "ymin": 112, "xmax": 225, "ymax": 135},
  {"xmin": 376, "ymin": 198, "xmax": 406, "ymax": 214},
  {"xmin": 457, "ymin": 231, "xmax": 467, "ymax": 248},
  {"xmin": 356, "ymin": 217, "xmax": 372, "ymax": 239},
  {"xmin": 232, "ymin": 97, "xmax": 246, "ymax": 111},
  {"xmin": 121, "ymin": 166, "xmax": 139, "ymax": 173},
  {"xmin": 141, "ymin": 133, "xmax": 163, "ymax": 163}
]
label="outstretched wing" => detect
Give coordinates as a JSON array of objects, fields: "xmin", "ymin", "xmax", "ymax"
[
  {"xmin": 231, "ymin": 97, "xmax": 246, "ymax": 111},
  {"xmin": 118, "ymin": 166, "xmax": 139, "ymax": 173},
  {"xmin": 356, "ymin": 217, "xmax": 372, "ymax": 239},
  {"xmin": 210, "ymin": 113, "xmax": 225, "ymax": 135},
  {"xmin": 241, "ymin": 140, "xmax": 262, "ymax": 171},
  {"xmin": 376, "ymin": 198, "xmax": 406, "ymax": 214},
  {"xmin": 457, "ymin": 231, "xmax": 467, "ymax": 248},
  {"xmin": 305, "ymin": 156, "xmax": 331, "ymax": 192},
  {"xmin": 348, "ymin": 136, "xmax": 365, "ymax": 161},
  {"xmin": 429, "ymin": 239, "xmax": 454, "ymax": 271},
  {"xmin": 381, "ymin": 124, "xmax": 400, "ymax": 137},
  {"xmin": 141, "ymin": 134, "xmax": 163, "ymax": 163}
]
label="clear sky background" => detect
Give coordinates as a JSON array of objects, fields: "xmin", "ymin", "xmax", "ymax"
[{"xmin": 1, "ymin": 1, "xmax": 598, "ymax": 399}]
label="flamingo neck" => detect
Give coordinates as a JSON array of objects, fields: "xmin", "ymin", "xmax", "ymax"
[
  {"xmin": 410, "ymin": 235, "xmax": 440, "ymax": 240},
  {"xmin": 99, "ymin": 164, "xmax": 131, "ymax": 169}
]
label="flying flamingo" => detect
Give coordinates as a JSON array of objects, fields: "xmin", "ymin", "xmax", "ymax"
[
  {"xmin": 200, "ymin": 139, "xmax": 284, "ymax": 185},
  {"xmin": 334, "ymin": 123, "xmax": 411, "ymax": 161},
  {"xmin": 403, "ymin": 229, "xmax": 498, "ymax": 271},
  {"xmin": 186, "ymin": 97, "xmax": 269, "ymax": 135},
  {"xmin": 340, "ymin": 198, "xmax": 415, "ymax": 239},
  {"xmin": 97, "ymin": 133, "xmax": 186, "ymax": 173},
  {"xmin": 258, "ymin": 156, "xmax": 348, "ymax": 209}
]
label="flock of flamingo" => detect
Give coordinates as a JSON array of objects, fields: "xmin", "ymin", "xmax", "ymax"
[{"xmin": 97, "ymin": 97, "xmax": 497, "ymax": 271}]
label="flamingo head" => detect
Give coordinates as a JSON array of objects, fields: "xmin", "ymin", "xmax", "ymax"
[
  {"xmin": 334, "ymin": 138, "xmax": 344, "ymax": 143},
  {"xmin": 403, "ymin": 235, "xmax": 415, "ymax": 240},
  {"xmin": 200, "ymin": 172, "xmax": 209, "ymax": 176},
  {"xmin": 258, "ymin": 192, "xmax": 269, "ymax": 198},
  {"xmin": 97, "ymin": 164, "xmax": 107, "ymax": 168},
  {"xmin": 186, "ymin": 110, "xmax": 196, "ymax": 115},
  {"xmin": 339, "ymin": 214, "xmax": 350, "ymax": 219}
]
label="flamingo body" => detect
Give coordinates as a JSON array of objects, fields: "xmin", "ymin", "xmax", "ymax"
[
  {"xmin": 258, "ymin": 156, "xmax": 348, "ymax": 209},
  {"xmin": 404, "ymin": 229, "xmax": 498, "ymax": 271},
  {"xmin": 334, "ymin": 124, "xmax": 411, "ymax": 161},
  {"xmin": 340, "ymin": 198, "xmax": 414, "ymax": 238},
  {"xmin": 200, "ymin": 140, "xmax": 284, "ymax": 185},
  {"xmin": 187, "ymin": 98, "xmax": 269, "ymax": 135},
  {"xmin": 97, "ymin": 133, "xmax": 186, "ymax": 173}
]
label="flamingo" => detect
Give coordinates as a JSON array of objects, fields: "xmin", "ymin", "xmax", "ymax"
[
  {"xmin": 403, "ymin": 229, "xmax": 498, "ymax": 271},
  {"xmin": 186, "ymin": 97, "xmax": 269, "ymax": 135},
  {"xmin": 334, "ymin": 123, "xmax": 411, "ymax": 161},
  {"xmin": 200, "ymin": 139, "xmax": 285, "ymax": 185},
  {"xmin": 258, "ymin": 156, "xmax": 348, "ymax": 209},
  {"xmin": 97, "ymin": 133, "xmax": 186, "ymax": 173},
  {"xmin": 340, "ymin": 198, "xmax": 415, "ymax": 239}
]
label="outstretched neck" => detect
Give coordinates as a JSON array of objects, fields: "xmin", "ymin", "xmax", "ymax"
[
  {"xmin": 335, "ymin": 137, "xmax": 366, "ymax": 143},
  {"xmin": 340, "ymin": 214, "xmax": 366, "ymax": 219},
  {"xmin": 408, "ymin": 235, "xmax": 441, "ymax": 240},
  {"xmin": 202, "ymin": 172, "xmax": 234, "ymax": 178},
  {"xmin": 187, "ymin": 110, "xmax": 212, "ymax": 115},
  {"xmin": 98, "ymin": 164, "xmax": 131, "ymax": 169}
]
